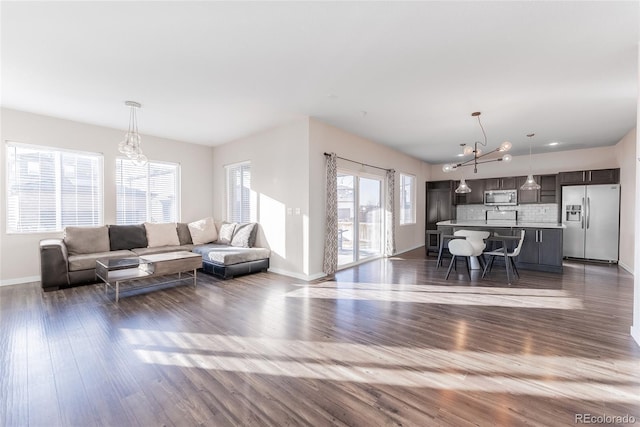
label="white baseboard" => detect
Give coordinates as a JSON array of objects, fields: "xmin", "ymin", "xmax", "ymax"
[
  {"xmin": 618, "ymin": 261, "xmax": 634, "ymax": 275},
  {"xmin": 0, "ymin": 275, "xmax": 40, "ymax": 287},
  {"xmin": 631, "ymin": 325, "xmax": 640, "ymax": 347},
  {"xmin": 392, "ymin": 244, "xmax": 425, "ymax": 256},
  {"xmin": 268, "ymin": 268, "xmax": 326, "ymax": 282}
]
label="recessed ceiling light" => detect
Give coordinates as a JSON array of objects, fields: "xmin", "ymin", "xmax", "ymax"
[
  {"xmin": 548, "ymin": 142, "xmax": 559, "ymax": 146},
  {"xmin": 456, "ymin": 153, "xmax": 465, "ymax": 157}
]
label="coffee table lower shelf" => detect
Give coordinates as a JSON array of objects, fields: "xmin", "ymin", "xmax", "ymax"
[{"xmin": 96, "ymin": 251, "xmax": 201, "ymax": 302}]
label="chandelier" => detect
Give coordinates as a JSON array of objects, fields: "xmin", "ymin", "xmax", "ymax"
[
  {"xmin": 118, "ymin": 101, "xmax": 147, "ymax": 166},
  {"xmin": 442, "ymin": 112, "xmax": 513, "ymax": 175}
]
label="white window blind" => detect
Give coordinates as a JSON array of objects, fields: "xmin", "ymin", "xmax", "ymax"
[
  {"xmin": 6, "ymin": 142, "xmax": 103, "ymax": 233},
  {"xmin": 400, "ymin": 173, "xmax": 416, "ymax": 225},
  {"xmin": 116, "ymin": 159, "xmax": 180, "ymax": 224},
  {"xmin": 226, "ymin": 162, "xmax": 251, "ymax": 223}
]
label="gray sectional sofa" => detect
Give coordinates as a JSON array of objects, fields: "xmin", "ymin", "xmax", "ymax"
[{"xmin": 39, "ymin": 221, "xmax": 270, "ymax": 291}]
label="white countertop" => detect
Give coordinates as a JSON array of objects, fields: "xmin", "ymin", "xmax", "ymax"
[{"xmin": 436, "ymin": 220, "xmax": 565, "ymax": 229}]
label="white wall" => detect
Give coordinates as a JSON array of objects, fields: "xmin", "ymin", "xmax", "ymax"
[
  {"xmin": 308, "ymin": 118, "xmax": 429, "ymax": 276},
  {"xmin": 614, "ymin": 128, "xmax": 636, "ymax": 273},
  {"xmin": 211, "ymin": 118, "xmax": 311, "ymax": 279},
  {"xmin": 0, "ymin": 108, "xmax": 214, "ymax": 285},
  {"xmin": 211, "ymin": 117, "xmax": 430, "ymax": 280}
]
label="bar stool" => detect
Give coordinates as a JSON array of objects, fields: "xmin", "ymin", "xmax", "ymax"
[
  {"xmin": 425, "ymin": 230, "xmax": 441, "ymax": 256},
  {"xmin": 436, "ymin": 234, "xmax": 455, "ymax": 268}
]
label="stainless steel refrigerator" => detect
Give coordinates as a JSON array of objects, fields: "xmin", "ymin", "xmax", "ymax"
[{"xmin": 562, "ymin": 184, "xmax": 620, "ymax": 262}]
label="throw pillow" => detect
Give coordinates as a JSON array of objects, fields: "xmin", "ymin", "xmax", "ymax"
[
  {"xmin": 188, "ymin": 217, "xmax": 218, "ymax": 245},
  {"xmin": 176, "ymin": 223, "xmax": 193, "ymax": 245},
  {"xmin": 144, "ymin": 222, "xmax": 180, "ymax": 247},
  {"xmin": 64, "ymin": 226, "xmax": 110, "ymax": 255},
  {"xmin": 230, "ymin": 223, "xmax": 258, "ymax": 248},
  {"xmin": 109, "ymin": 224, "xmax": 148, "ymax": 250},
  {"xmin": 217, "ymin": 222, "xmax": 237, "ymax": 244}
]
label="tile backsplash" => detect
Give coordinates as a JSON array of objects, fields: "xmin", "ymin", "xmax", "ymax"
[{"xmin": 456, "ymin": 204, "xmax": 559, "ymax": 223}]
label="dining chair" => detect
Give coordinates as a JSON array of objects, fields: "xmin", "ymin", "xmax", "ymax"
[
  {"xmin": 445, "ymin": 238, "xmax": 475, "ymax": 280},
  {"xmin": 481, "ymin": 229, "xmax": 526, "ymax": 279},
  {"xmin": 453, "ymin": 229, "xmax": 490, "ymax": 271}
]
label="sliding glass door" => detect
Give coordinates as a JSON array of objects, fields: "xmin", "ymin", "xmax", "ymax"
[{"xmin": 337, "ymin": 172, "xmax": 383, "ymax": 267}]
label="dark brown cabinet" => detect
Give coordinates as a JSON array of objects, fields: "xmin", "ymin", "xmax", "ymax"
[
  {"xmin": 426, "ymin": 181, "xmax": 456, "ymax": 255},
  {"xmin": 515, "ymin": 228, "xmax": 563, "ymax": 273},
  {"xmin": 559, "ymin": 168, "xmax": 619, "ymax": 185},
  {"xmin": 454, "ymin": 179, "xmax": 485, "ymax": 205},
  {"xmin": 485, "ymin": 176, "xmax": 517, "ymax": 191},
  {"xmin": 426, "ymin": 181, "xmax": 455, "ymax": 230},
  {"xmin": 517, "ymin": 174, "xmax": 558, "ymax": 204}
]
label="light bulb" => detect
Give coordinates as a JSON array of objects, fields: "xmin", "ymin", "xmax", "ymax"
[
  {"xmin": 500, "ymin": 141, "xmax": 512, "ymax": 151},
  {"xmin": 118, "ymin": 140, "xmax": 131, "ymax": 154},
  {"xmin": 475, "ymin": 148, "xmax": 482, "ymax": 156},
  {"xmin": 442, "ymin": 163, "xmax": 453, "ymax": 173},
  {"xmin": 133, "ymin": 154, "xmax": 148, "ymax": 166},
  {"xmin": 463, "ymin": 146, "xmax": 474, "ymax": 156},
  {"xmin": 502, "ymin": 154, "xmax": 512, "ymax": 162}
]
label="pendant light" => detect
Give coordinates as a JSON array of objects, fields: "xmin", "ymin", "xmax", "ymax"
[
  {"xmin": 118, "ymin": 101, "xmax": 147, "ymax": 166},
  {"xmin": 455, "ymin": 171, "xmax": 471, "ymax": 194},
  {"xmin": 455, "ymin": 178, "xmax": 472, "ymax": 194},
  {"xmin": 520, "ymin": 133, "xmax": 541, "ymax": 191}
]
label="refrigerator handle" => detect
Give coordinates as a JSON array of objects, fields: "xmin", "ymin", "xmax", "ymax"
[
  {"xmin": 586, "ymin": 197, "xmax": 590, "ymax": 229},
  {"xmin": 581, "ymin": 197, "xmax": 585, "ymax": 229}
]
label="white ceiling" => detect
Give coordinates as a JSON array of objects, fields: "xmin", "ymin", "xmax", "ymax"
[{"xmin": 1, "ymin": 2, "xmax": 638, "ymax": 164}]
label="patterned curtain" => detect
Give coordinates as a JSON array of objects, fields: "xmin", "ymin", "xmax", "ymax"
[
  {"xmin": 323, "ymin": 153, "xmax": 338, "ymax": 275},
  {"xmin": 385, "ymin": 169, "xmax": 396, "ymax": 256}
]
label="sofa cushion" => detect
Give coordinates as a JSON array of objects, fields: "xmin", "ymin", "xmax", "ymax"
[
  {"xmin": 131, "ymin": 245, "xmax": 194, "ymax": 256},
  {"xmin": 188, "ymin": 217, "xmax": 218, "ymax": 245},
  {"xmin": 192, "ymin": 244, "xmax": 270, "ymax": 266},
  {"xmin": 177, "ymin": 223, "xmax": 193, "ymax": 245},
  {"xmin": 144, "ymin": 222, "xmax": 180, "ymax": 247},
  {"xmin": 109, "ymin": 224, "xmax": 148, "ymax": 250},
  {"xmin": 68, "ymin": 250, "xmax": 136, "ymax": 272},
  {"xmin": 230, "ymin": 222, "xmax": 258, "ymax": 248},
  {"xmin": 217, "ymin": 222, "xmax": 236, "ymax": 244},
  {"xmin": 64, "ymin": 226, "xmax": 110, "ymax": 255}
]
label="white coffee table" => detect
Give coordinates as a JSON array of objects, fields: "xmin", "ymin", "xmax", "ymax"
[{"xmin": 96, "ymin": 251, "xmax": 202, "ymax": 302}]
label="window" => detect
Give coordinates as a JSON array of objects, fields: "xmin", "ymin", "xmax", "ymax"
[
  {"xmin": 399, "ymin": 173, "xmax": 416, "ymax": 225},
  {"xmin": 6, "ymin": 142, "xmax": 103, "ymax": 233},
  {"xmin": 116, "ymin": 159, "xmax": 180, "ymax": 224},
  {"xmin": 226, "ymin": 161, "xmax": 251, "ymax": 223}
]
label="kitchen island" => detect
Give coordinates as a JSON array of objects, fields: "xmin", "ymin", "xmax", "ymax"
[{"xmin": 436, "ymin": 220, "xmax": 565, "ymax": 273}]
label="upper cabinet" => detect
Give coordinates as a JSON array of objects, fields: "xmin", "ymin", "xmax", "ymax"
[
  {"xmin": 517, "ymin": 174, "xmax": 558, "ymax": 204},
  {"xmin": 484, "ymin": 176, "xmax": 517, "ymax": 191},
  {"xmin": 559, "ymin": 168, "xmax": 619, "ymax": 186},
  {"xmin": 454, "ymin": 179, "xmax": 485, "ymax": 205}
]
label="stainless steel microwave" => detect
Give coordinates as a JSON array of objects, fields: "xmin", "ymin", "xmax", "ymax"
[{"xmin": 484, "ymin": 189, "xmax": 518, "ymax": 206}]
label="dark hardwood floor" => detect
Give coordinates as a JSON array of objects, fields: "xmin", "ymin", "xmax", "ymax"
[{"xmin": 1, "ymin": 249, "xmax": 639, "ymax": 426}]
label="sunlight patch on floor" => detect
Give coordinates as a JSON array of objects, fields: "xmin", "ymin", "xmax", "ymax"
[
  {"xmin": 121, "ymin": 328, "xmax": 640, "ymax": 402},
  {"xmin": 131, "ymin": 348, "xmax": 640, "ymax": 402},
  {"xmin": 285, "ymin": 283, "xmax": 583, "ymax": 309}
]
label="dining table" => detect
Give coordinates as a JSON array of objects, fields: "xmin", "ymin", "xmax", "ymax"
[{"xmin": 437, "ymin": 232, "xmax": 523, "ymax": 284}]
